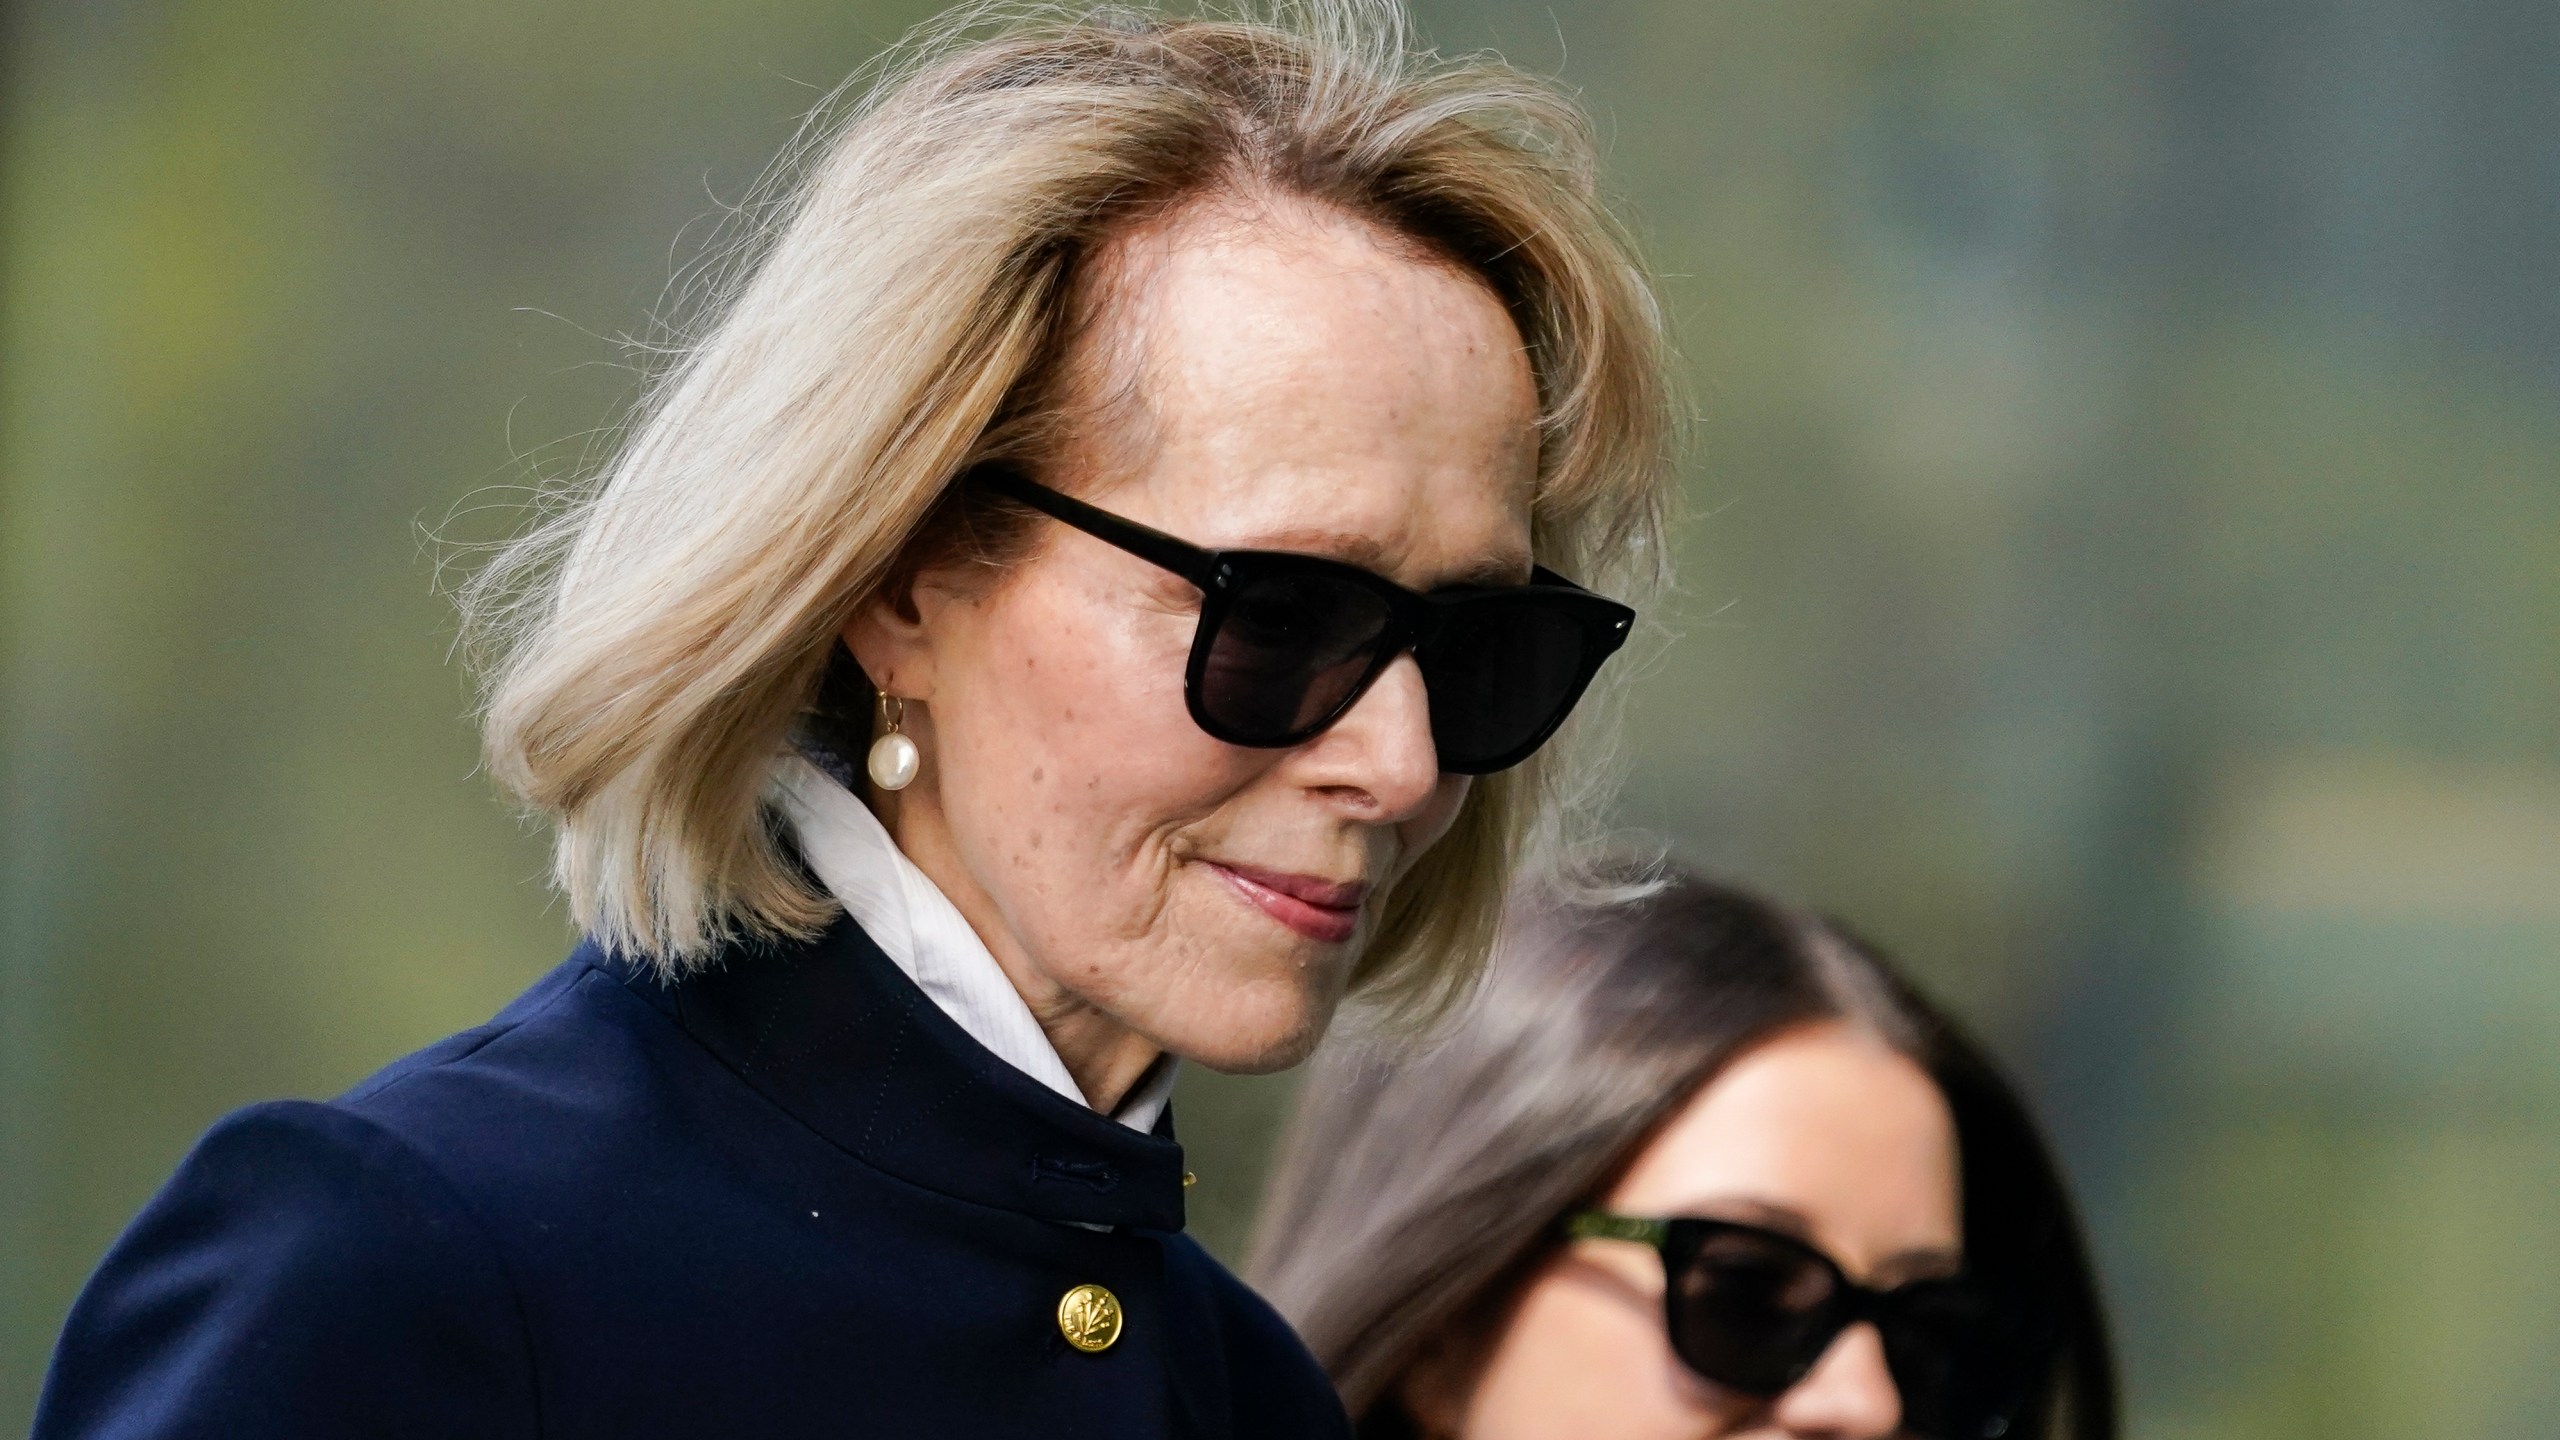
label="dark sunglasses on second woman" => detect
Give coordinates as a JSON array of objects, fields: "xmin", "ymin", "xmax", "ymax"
[
  {"xmin": 973, "ymin": 466, "xmax": 1635, "ymax": 775},
  {"xmin": 1566, "ymin": 1211, "xmax": 2043, "ymax": 1440}
]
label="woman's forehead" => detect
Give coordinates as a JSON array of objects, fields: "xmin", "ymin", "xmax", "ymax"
[
  {"xmin": 1611, "ymin": 1023, "xmax": 1963, "ymax": 1275},
  {"xmin": 1065, "ymin": 199, "xmax": 1539, "ymax": 584},
  {"xmin": 1118, "ymin": 206, "xmax": 1528, "ymax": 427}
]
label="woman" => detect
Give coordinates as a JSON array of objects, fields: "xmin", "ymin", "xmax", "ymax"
[
  {"xmin": 33, "ymin": 7, "xmax": 1670, "ymax": 1438},
  {"xmin": 1251, "ymin": 870, "xmax": 2116, "ymax": 1440}
]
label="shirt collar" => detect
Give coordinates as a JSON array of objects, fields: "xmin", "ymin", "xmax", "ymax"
[{"xmin": 770, "ymin": 754, "xmax": 1177, "ymax": 1134}]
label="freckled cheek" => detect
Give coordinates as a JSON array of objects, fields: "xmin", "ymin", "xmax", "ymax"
[
  {"xmin": 978, "ymin": 579, "xmax": 1251, "ymax": 916},
  {"xmin": 973, "ymin": 629, "xmax": 1130, "ymax": 888},
  {"xmin": 1006, "ymin": 605, "xmax": 1224, "ymax": 806}
]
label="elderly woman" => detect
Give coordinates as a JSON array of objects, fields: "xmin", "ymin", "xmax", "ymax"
[
  {"xmin": 33, "ymin": 6, "xmax": 1669, "ymax": 1440},
  {"xmin": 1252, "ymin": 869, "xmax": 2115, "ymax": 1440}
]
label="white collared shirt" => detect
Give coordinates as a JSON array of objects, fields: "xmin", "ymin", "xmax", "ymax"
[{"xmin": 769, "ymin": 755, "xmax": 1177, "ymax": 1134}]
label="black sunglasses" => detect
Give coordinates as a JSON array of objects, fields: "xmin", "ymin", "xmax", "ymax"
[
  {"xmin": 974, "ymin": 467, "xmax": 1635, "ymax": 775},
  {"xmin": 1566, "ymin": 1211, "xmax": 2041, "ymax": 1440}
]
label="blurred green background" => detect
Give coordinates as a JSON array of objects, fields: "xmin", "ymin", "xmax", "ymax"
[{"xmin": 5, "ymin": 1, "xmax": 2557, "ymax": 1434}]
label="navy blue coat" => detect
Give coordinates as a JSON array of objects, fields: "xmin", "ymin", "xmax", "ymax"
[{"xmin": 36, "ymin": 915, "xmax": 1352, "ymax": 1439}]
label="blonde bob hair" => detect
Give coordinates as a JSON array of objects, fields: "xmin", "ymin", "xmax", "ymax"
[{"xmin": 462, "ymin": 0, "xmax": 1675, "ymax": 1005}]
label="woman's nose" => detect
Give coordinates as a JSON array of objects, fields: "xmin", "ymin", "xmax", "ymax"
[
  {"xmin": 1300, "ymin": 653, "xmax": 1442, "ymax": 819},
  {"xmin": 1768, "ymin": 1321, "xmax": 1903, "ymax": 1439}
]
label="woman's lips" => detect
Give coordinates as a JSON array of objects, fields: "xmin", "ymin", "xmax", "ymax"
[{"xmin": 1208, "ymin": 862, "xmax": 1369, "ymax": 944}]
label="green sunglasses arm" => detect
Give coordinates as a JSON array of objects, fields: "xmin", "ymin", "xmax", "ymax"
[{"xmin": 1563, "ymin": 1210, "xmax": 1672, "ymax": 1247}]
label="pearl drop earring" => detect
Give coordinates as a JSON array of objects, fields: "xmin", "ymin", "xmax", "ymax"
[{"xmin": 866, "ymin": 693, "xmax": 920, "ymax": 792}]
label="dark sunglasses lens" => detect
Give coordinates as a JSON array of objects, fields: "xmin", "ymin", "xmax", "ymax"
[
  {"xmin": 1197, "ymin": 569, "xmax": 1397, "ymax": 742},
  {"xmin": 1880, "ymin": 1284, "xmax": 2029, "ymax": 1440},
  {"xmin": 1419, "ymin": 598, "xmax": 1595, "ymax": 772},
  {"xmin": 1666, "ymin": 1229, "xmax": 1847, "ymax": 1395}
]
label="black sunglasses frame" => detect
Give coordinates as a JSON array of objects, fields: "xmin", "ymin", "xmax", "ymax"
[
  {"xmin": 973, "ymin": 466, "xmax": 1635, "ymax": 775},
  {"xmin": 1567, "ymin": 1210, "xmax": 2033, "ymax": 1440}
]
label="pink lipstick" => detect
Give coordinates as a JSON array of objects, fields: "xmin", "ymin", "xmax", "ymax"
[{"xmin": 1208, "ymin": 862, "xmax": 1369, "ymax": 944}]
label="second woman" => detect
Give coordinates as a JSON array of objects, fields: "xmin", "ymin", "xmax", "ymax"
[{"xmin": 1253, "ymin": 869, "xmax": 2116, "ymax": 1440}]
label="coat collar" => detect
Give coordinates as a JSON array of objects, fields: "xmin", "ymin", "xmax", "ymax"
[{"xmin": 596, "ymin": 915, "xmax": 1189, "ymax": 1233}]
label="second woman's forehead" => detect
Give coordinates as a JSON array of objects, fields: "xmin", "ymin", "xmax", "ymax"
[
  {"xmin": 1063, "ymin": 195, "xmax": 1540, "ymax": 588},
  {"xmin": 1612, "ymin": 1023, "xmax": 1964, "ymax": 1280}
]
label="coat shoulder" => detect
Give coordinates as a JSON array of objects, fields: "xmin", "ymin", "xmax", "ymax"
[
  {"xmin": 36, "ymin": 955, "xmax": 648, "ymax": 1439},
  {"xmin": 329, "ymin": 955, "xmax": 682, "ymax": 1208},
  {"xmin": 34, "ymin": 1101, "xmax": 538, "ymax": 1439}
]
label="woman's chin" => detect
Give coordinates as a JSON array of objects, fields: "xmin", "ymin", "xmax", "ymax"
[
  {"xmin": 1184, "ymin": 1027, "xmax": 1325, "ymax": 1076},
  {"xmin": 1153, "ymin": 973, "xmax": 1344, "ymax": 1075}
]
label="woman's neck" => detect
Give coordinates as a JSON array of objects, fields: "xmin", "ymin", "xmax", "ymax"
[
  {"xmin": 871, "ymin": 787, "xmax": 1166, "ymax": 1116},
  {"xmin": 1017, "ymin": 996, "xmax": 1167, "ymax": 1117}
]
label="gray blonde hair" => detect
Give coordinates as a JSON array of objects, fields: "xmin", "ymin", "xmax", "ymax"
[{"xmin": 459, "ymin": 1, "xmax": 1675, "ymax": 997}]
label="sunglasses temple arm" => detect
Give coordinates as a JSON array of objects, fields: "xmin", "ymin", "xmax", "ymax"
[
  {"xmin": 971, "ymin": 466, "xmax": 1223, "ymax": 590},
  {"xmin": 1563, "ymin": 1211, "xmax": 1672, "ymax": 1248}
]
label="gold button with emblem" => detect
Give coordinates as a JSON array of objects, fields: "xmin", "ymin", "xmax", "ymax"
[{"xmin": 1057, "ymin": 1283, "xmax": 1123, "ymax": 1353}]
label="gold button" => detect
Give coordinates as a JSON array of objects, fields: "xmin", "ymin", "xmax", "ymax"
[
  {"xmin": 1057, "ymin": 1283, "xmax": 1123, "ymax": 1353},
  {"xmin": 1182, "ymin": 1171, "xmax": 1197, "ymax": 1188}
]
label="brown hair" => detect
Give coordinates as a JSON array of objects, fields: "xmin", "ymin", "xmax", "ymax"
[
  {"xmin": 1248, "ymin": 866, "xmax": 2118, "ymax": 1439},
  {"xmin": 458, "ymin": 1, "xmax": 1674, "ymax": 999}
]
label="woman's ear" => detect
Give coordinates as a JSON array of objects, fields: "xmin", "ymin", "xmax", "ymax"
[{"xmin": 841, "ymin": 570, "xmax": 936, "ymax": 703}]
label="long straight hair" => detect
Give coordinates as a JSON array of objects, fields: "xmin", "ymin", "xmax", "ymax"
[{"xmin": 1248, "ymin": 867, "xmax": 2118, "ymax": 1439}]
